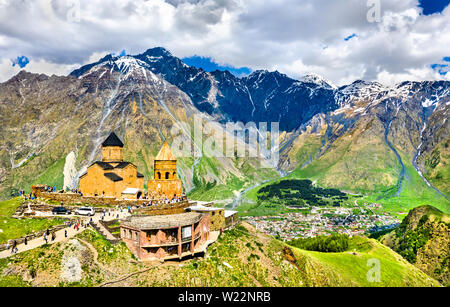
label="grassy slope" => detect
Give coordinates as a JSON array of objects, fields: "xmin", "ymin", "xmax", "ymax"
[
  {"xmin": 32, "ymin": 158, "xmax": 65, "ymax": 190},
  {"xmin": 0, "ymin": 223, "xmax": 439, "ymax": 287},
  {"xmin": 235, "ymin": 178, "xmax": 360, "ymax": 217},
  {"xmin": 422, "ymin": 139, "xmax": 450, "ymax": 196},
  {"xmin": 379, "ymin": 205, "xmax": 450, "ymax": 285},
  {"xmin": 359, "ymin": 153, "xmax": 450, "ymax": 217},
  {"xmin": 278, "ymin": 136, "xmax": 450, "ymax": 216},
  {"xmin": 0, "ymin": 198, "xmax": 64, "ymax": 244},
  {"xmin": 292, "ymin": 235, "xmax": 440, "ymax": 287},
  {"xmin": 188, "ymin": 155, "xmax": 279, "ymax": 202}
]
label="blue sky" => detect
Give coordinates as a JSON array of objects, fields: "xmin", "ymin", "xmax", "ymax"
[
  {"xmin": 418, "ymin": 0, "xmax": 450, "ymax": 15},
  {"xmin": 431, "ymin": 57, "xmax": 450, "ymax": 76},
  {"xmin": 421, "ymin": 0, "xmax": 450, "ymax": 76},
  {"xmin": 12, "ymin": 56, "xmax": 30, "ymax": 68},
  {"xmin": 344, "ymin": 33, "xmax": 358, "ymax": 41}
]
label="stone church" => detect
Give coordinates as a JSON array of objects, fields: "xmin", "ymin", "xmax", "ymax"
[
  {"xmin": 79, "ymin": 132, "xmax": 145, "ymax": 199},
  {"xmin": 147, "ymin": 142, "xmax": 183, "ymax": 199}
]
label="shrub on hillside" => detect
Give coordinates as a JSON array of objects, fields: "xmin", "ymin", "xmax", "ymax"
[{"xmin": 288, "ymin": 233, "xmax": 349, "ymax": 253}]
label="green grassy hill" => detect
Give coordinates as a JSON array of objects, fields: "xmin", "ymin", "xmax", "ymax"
[
  {"xmin": 380, "ymin": 205, "xmax": 449, "ymax": 285},
  {"xmin": 0, "ymin": 223, "xmax": 440, "ymax": 287},
  {"xmin": 291, "ymin": 235, "xmax": 439, "ymax": 287},
  {"xmin": 0, "ymin": 198, "xmax": 63, "ymax": 244}
]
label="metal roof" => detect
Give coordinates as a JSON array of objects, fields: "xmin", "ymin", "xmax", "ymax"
[
  {"xmin": 155, "ymin": 142, "xmax": 177, "ymax": 161},
  {"xmin": 102, "ymin": 132, "xmax": 124, "ymax": 147},
  {"xmin": 104, "ymin": 172, "xmax": 123, "ymax": 182}
]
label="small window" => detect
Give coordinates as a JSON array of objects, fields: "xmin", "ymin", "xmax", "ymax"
[
  {"xmin": 165, "ymin": 172, "xmax": 170, "ymax": 180},
  {"xmin": 157, "ymin": 172, "xmax": 161, "ymax": 180}
]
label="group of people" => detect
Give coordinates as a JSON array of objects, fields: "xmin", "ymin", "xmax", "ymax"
[
  {"xmin": 140, "ymin": 195, "xmax": 186, "ymax": 208},
  {"xmin": 44, "ymin": 185, "xmax": 56, "ymax": 192},
  {"xmin": 20, "ymin": 190, "xmax": 37, "ymax": 201},
  {"xmin": 69, "ymin": 188, "xmax": 83, "ymax": 196}
]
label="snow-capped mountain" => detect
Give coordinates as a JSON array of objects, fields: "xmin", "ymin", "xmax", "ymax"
[
  {"xmin": 300, "ymin": 73, "xmax": 337, "ymax": 90},
  {"xmin": 1, "ymin": 46, "xmax": 449, "ymax": 201},
  {"xmin": 72, "ymin": 47, "xmax": 339, "ymax": 131}
]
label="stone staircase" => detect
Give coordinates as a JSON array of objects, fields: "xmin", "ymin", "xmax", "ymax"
[{"xmin": 91, "ymin": 221, "xmax": 121, "ymax": 245}]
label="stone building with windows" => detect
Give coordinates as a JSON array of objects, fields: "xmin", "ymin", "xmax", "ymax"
[
  {"xmin": 147, "ymin": 142, "xmax": 183, "ymax": 199},
  {"xmin": 120, "ymin": 212, "xmax": 213, "ymax": 261},
  {"xmin": 187, "ymin": 204, "xmax": 225, "ymax": 231},
  {"xmin": 79, "ymin": 132, "xmax": 145, "ymax": 199}
]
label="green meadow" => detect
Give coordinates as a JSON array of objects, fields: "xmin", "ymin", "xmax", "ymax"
[{"xmin": 0, "ymin": 198, "xmax": 64, "ymax": 244}]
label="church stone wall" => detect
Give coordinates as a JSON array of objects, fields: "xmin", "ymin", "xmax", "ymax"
[
  {"xmin": 113, "ymin": 164, "xmax": 143, "ymax": 190},
  {"xmin": 79, "ymin": 164, "xmax": 111, "ymax": 197},
  {"xmin": 80, "ymin": 163, "xmax": 143, "ymax": 199},
  {"xmin": 148, "ymin": 179, "xmax": 183, "ymax": 199},
  {"xmin": 102, "ymin": 146, "xmax": 123, "ymax": 162},
  {"xmin": 154, "ymin": 160, "xmax": 177, "ymax": 180},
  {"xmin": 31, "ymin": 187, "xmax": 189, "ymax": 213}
]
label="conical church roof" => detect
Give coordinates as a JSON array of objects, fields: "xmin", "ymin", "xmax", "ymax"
[
  {"xmin": 155, "ymin": 142, "xmax": 177, "ymax": 161},
  {"xmin": 102, "ymin": 132, "xmax": 124, "ymax": 147}
]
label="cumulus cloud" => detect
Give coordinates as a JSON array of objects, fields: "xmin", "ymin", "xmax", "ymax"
[{"xmin": 0, "ymin": 0, "xmax": 448, "ymax": 85}]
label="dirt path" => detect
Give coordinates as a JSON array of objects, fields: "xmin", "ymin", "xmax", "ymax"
[
  {"xmin": 77, "ymin": 238, "xmax": 117, "ymax": 277},
  {"xmin": 97, "ymin": 266, "xmax": 155, "ymax": 287}
]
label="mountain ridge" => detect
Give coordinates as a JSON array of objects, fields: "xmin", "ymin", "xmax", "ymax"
[{"xmin": 0, "ymin": 46, "xmax": 449, "ymax": 205}]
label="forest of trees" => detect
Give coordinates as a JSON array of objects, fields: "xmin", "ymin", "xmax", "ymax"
[
  {"xmin": 257, "ymin": 179, "xmax": 348, "ymax": 207},
  {"xmin": 287, "ymin": 233, "xmax": 350, "ymax": 253}
]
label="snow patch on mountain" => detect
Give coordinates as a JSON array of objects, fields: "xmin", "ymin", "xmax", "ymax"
[{"xmin": 300, "ymin": 73, "xmax": 337, "ymax": 90}]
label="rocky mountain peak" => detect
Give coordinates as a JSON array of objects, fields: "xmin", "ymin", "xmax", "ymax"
[
  {"xmin": 300, "ymin": 73, "xmax": 337, "ymax": 90},
  {"xmin": 142, "ymin": 47, "xmax": 173, "ymax": 57}
]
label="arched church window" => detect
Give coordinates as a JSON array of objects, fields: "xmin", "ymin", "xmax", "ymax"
[
  {"xmin": 173, "ymin": 172, "xmax": 176, "ymax": 178},
  {"xmin": 157, "ymin": 172, "xmax": 161, "ymax": 180},
  {"xmin": 165, "ymin": 172, "xmax": 170, "ymax": 180}
]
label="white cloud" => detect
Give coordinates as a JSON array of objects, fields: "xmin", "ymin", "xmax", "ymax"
[
  {"xmin": 0, "ymin": 0, "xmax": 448, "ymax": 85},
  {"xmin": 0, "ymin": 58, "xmax": 21, "ymax": 82}
]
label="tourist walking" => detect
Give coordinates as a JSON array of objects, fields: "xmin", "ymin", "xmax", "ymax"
[
  {"xmin": 10, "ymin": 240, "xmax": 16, "ymax": 254},
  {"xmin": 43, "ymin": 233, "xmax": 47, "ymax": 244},
  {"xmin": 24, "ymin": 237, "xmax": 28, "ymax": 246},
  {"xmin": 64, "ymin": 229, "xmax": 67, "ymax": 238},
  {"xmin": 51, "ymin": 232, "xmax": 56, "ymax": 242}
]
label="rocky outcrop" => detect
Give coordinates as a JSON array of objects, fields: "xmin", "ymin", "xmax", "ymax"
[{"xmin": 381, "ymin": 205, "xmax": 450, "ymax": 285}]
